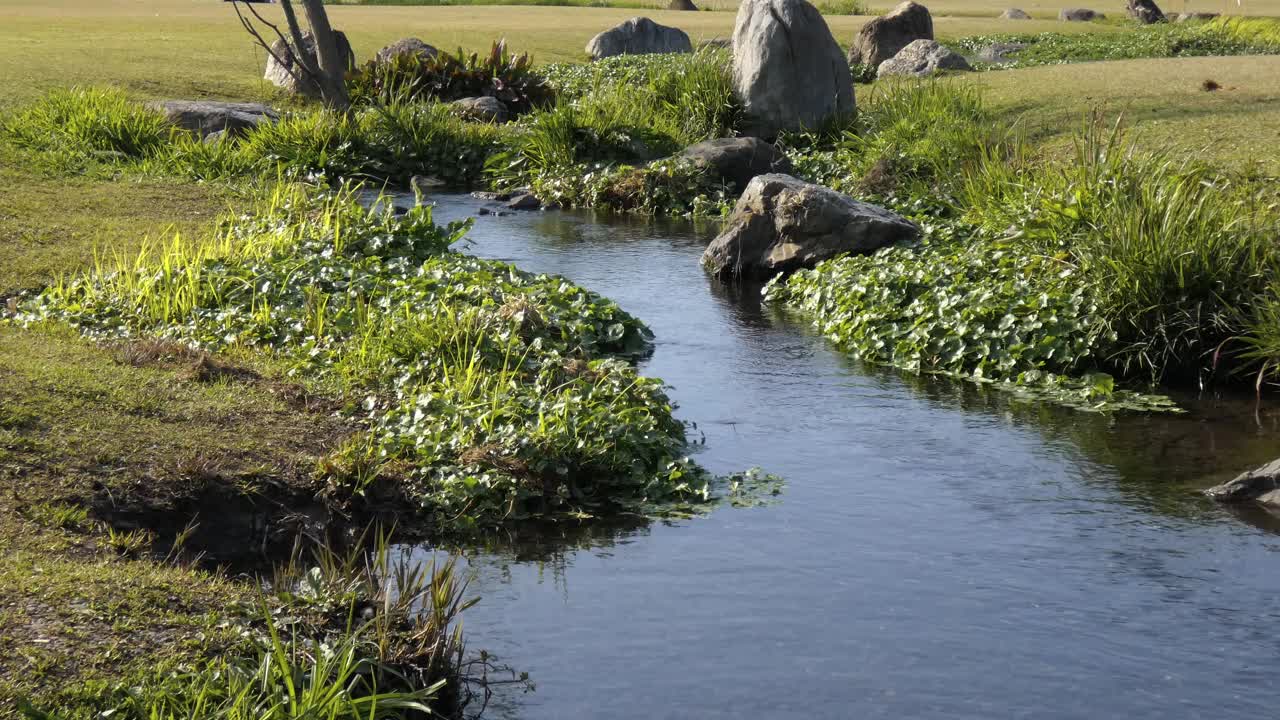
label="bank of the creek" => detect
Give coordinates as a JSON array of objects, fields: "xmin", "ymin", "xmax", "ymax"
[{"xmin": 400, "ymin": 195, "xmax": 1280, "ymax": 719}]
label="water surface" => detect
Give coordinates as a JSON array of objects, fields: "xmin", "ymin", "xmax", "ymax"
[{"xmin": 406, "ymin": 196, "xmax": 1280, "ymax": 719}]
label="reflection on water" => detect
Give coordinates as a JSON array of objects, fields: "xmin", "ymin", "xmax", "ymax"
[{"xmin": 399, "ymin": 195, "xmax": 1280, "ymax": 720}]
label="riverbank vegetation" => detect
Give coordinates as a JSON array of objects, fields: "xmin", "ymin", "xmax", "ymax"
[{"xmin": 4, "ymin": 0, "xmax": 1280, "ymax": 713}]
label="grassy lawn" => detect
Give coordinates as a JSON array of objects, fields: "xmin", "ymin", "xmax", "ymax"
[
  {"xmin": 0, "ymin": 324, "xmax": 352, "ymax": 711},
  {"xmin": 973, "ymin": 54, "xmax": 1280, "ymax": 171}
]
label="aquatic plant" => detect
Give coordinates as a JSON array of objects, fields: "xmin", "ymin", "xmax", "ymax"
[{"xmin": 21, "ymin": 185, "xmax": 710, "ymax": 530}]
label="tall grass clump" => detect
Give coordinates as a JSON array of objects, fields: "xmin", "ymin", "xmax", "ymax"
[
  {"xmin": 46, "ymin": 537, "xmax": 492, "ymax": 719},
  {"xmin": 789, "ymin": 81, "xmax": 1005, "ymax": 203},
  {"xmin": 4, "ymin": 87, "xmax": 173, "ymax": 162},
  {"xmin": 1206, "ymin": 16, "xmax": 1280, "ymax": 50},
  {"xmin": 961, "ymin": 119, "xmax": 1280, "ymax": 383},
  {"xmin": 500, "ymin": 49, "xmax": 743, "ymax": 211},
  {"xmin": 21, "ymin": 185, "xmax": 714, "ymax": 530}
]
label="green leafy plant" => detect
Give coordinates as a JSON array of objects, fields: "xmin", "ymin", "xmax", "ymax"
[{"xmin": 348, "ymin": 40, "xmax": 554, "ymax": 118}]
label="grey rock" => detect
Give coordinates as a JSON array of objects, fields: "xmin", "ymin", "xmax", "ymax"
[
  {"xmin": 1204, "ymin": 458, "xmax": 1280, "ymax": 506},
  {"xmin": 1176, "ymin": 11, "xmax": 1218, "ymax": 21},
  {"xmin": 732, "ymin": 0, "xmax": 855, "ymax": 139},
  {"xmin": 452, "ymin": 96, "xmax": 509, "ymax": 123},
  {"xmin": 478, "ymin": 208, "xmax": 493, "ymax": 216},
  {"xmin": 668, "ymin": 0, "xmax": 699, "ymax": 9},
  {"xmin": 411, "ymin": 175, "xmax": 447, "ymax": 194},
  {"xmin": 848, "ymin": 1, "xmax": 934, "ymax": 69},
  {"xmin": 676, "ymin": 137, "xmax": 793, "ymax": 189},
  {"xmin": 471, "ymin": 190, "xmax": 512, "ymax": 201},
  {"xmin": 497, "ymin": 211, "xmax": 514, "ymax": 217},
  {"xmin": 701, "ymin": 174, "xmax": 919, "ymax": 280},
  {"xmin": 878, "ymin": 39, "xmax": 973, "ymax": 77},
  {"xmin": 202, "ymin": 130, "xmax": 228, "ymax": 145},
  {"xmin": 999, "ymin": 7, "xmax": 1031, "ymax": 18},
  {"xmin": 264, "ymin": 30, "xmax": 355, "ymax": 98},
  {"xmin": 507, "ymin": 193, "xmax": 542, "ymax": 211},
  {"xmin": 1059, "ymin": 8, "xmax": 1104, "ymax": 21},
  {"xmin": 586, "ymin": 17, "xmax": 693, "ymax": 60},
  {"xmin": 1126, "ymin": 0, "xmax": 1166, "ymax": 23},
  {"xmin": 375, "ymin": 37, "xmax": 438, "ymax": 64},
  {"xmin": 147, "ymin": 100, "xmax": 278, "ymax": 139},
  {"xmin": 976, "ymin": 41, "xmax": 1027, "ymax": 63}
]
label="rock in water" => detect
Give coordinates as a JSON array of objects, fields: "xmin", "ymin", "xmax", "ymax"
[
  {"xmin": 586, "ymin": 17, "xmax": 693, "ymax": 60},
  {"xmin": 848, "ymin": 2, "xmax": 934, "ymax": 69},
  {"xmin": 999, "ymin": 7, "xmax": 1031, "ymax": 19},
  {"xmin": 1059, "ymin": 8, "xmax": 1104, "ymax": 21},
  {"xmin": 264, "ymin": 31, "xmax": 355, "ymax": 98},
  {"xmin": 375, "ymin": 37, "xmax": 439, "ymax": 64},
  {"xmin": 1204, "ymin": 458, "xmax": 1280, "ymax": 507},
  {"xmin": 676, "ymin": 137, "xmax": 793, "ymax": 190},
  {"xmin": 452, "ymin": 96, "xmax": 509, "ymax": 123},
  {"xmin": 668, "ymin": 0, "xmax": 699, "ymax": 9},
  {"xmin": 701, "ymin": 174, "xmax": 919, "ymax": 280},
  {"xmin": 1126, "ymin": 0, "xmax": 1166, "ymax": 23},
  {"xmin": 877, "ymin": 39, "xmax": 972, "ymax": 77},
  {"xmin": 732, "ymin": 0, "xmax": 855, "ymax": 139},
  {"xmin": 146, "ymin": 100, "xmax": 278, "ymax": 139}
]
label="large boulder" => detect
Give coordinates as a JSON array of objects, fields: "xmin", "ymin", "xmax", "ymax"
[
  {"xmin": 265, "ymin": 31, "xmax": 356, "ymax": 98},
  {"xmin": 1126, "ymin": 0, "xmax": 1166, "ymax": 23},
  {"xmin": 732, "ymin": 0, "xmax": 855, "ymax": 139},
  {"xmin": 452, "ymin": 96, "xmax": 509, "ymax": 123},
  {"xmin": 1000, "ymin": 7, "xmax": 1031, "ymax": 18},
  {"xmin": 1059, "ymin": 8, "xmax": 1105, "ymax": 21},
  {"xmin": 586, "ymin": 17, "xmax": 693, "ymax": 60},
  {"xmin": 375, "ymin": 37, "xmax": 439, "ymax": 64},
  {"xmin": 847, "ymin": 2, "xmax": 934, "ymax": 69},
  {"xmin": 668, "ymin": 0, "xmax": 699, "ymax": 9},
  {"xmin": 1176, "ymin": 11, "xmax": 1218, "ymax": 21},
  {"xmin": 146, "ymin": 100, "xmax": 278, "ymax": 139},
  {"xmin": 1204, "ymin": 459, "xmax": 1280, "ymax": 507},
  {"xmin": 877, "ymin": 39, "xmax": 972, "ymax": 77},
  {"xmin": 701, "ymin": 174, "xmax": 919, "ymax": 280},
  {"xmin": 676, "ymin": 137, "xmax": 793, "ymax": 190}
]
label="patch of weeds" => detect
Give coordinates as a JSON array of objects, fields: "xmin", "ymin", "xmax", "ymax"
[
  {"xmin": 20, "ymin": 186, "xmax": 731, "ymax": 531},
  {"xmin": 21, "ymin": 502, "xmax": 90, "ymax": 532},
  {"xmin": 4, "ymin": 87, "xmax": 174, "ymax": 169}
]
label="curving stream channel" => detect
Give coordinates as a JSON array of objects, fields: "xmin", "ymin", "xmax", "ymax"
[{"xmin": 402, "ymin": 195, "xmax": 1280, "ymax": 719}]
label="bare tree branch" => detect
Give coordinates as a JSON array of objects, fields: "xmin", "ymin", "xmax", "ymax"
[{"xmin": 232, "ymin": 0, "xmax": 305, "ymax": 87}]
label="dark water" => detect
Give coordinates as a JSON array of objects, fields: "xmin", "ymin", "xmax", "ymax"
[{"xmin": 403, "ymin": 195, "xmax": 1280, "ymax": 720}]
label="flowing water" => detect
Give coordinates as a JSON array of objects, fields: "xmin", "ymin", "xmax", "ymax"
[{"xmin": 402, "ymin": 195, "xmax": 1280, "ymax": 719}]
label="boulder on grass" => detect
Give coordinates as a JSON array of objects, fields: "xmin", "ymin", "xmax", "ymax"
[
  {"xmin": 147, "ymin": 100, "xmax": 278, "ymax": 139},
  {"xmin": 676, "ymin": 137, "xmax": 793, "ymax": 189},
  {"xmin": 977, "ymin": 41, "xmax": 1028, "ymax": 63},
  {"xmin": 669, "ymin": 0, "xmax": 699, "ymax": 9},
  {"xmin": 586, "ymin": 17, "xmax": 693, "ymax": 60},
  {"xmin": 847, "ymin": 2, "xmax": 934, "ymax": 69},
  {"xmin": 1059, "ymin": 8, "xmax": 1104, "ymax": 21},
  {"xmin": 1126, "ymin": 0, "xmax": 1166, "ymax": 23},
  {"xmin": 1176, "ymin": 11, "xmax": 1218, "ymax": 21},
  {"xmin": 453, "ymin": 96, "xmax": 509, "ymax": 123},
  {"xmin": 701, "ymin": 174, "xmax": 919, "ymax": 280},
  {"xmin": 1204, "ymin": 458, "xmax": 1280, "ymax": 507},
  {"xmin": 732, "ymin": 0, "xmax": 855, "ymax": 139},
  {"xmin": 265, "ymin": 31, "xmax": 356, "ymax": 98},
  {"xmin": 877, "ymin": 39, "xmax": 972, "ymax": 77},
  {"xmin": 375, "ymin": 37, "xmax": 439, "ymax": 64},
  {"xmin": 1000, "ymin": 7, "xmax": 1031, "ymax": 18}
]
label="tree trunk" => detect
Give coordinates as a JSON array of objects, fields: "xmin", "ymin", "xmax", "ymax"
[{"xmin": 298, "ymin": 0, "xmax": 351, "ymax": 112}]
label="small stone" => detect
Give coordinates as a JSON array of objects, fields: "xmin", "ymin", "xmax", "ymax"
[
  {"xmin": 411, "ymin": 175, "xmax": 447, "ymax": 194},
  {"xmin": 478, "ymin": 208, "xmax": 492, "ymax": 216},
  {"xmin": 877, "ymin": 39, "xmax": 972, "ymax": 78},
  {"xmin": 472, "ymin": 191, "xmax": 511, "ymax": 201},
  {"xmin": 999, "ymin": 8, "xmax": 1031, "ymax": 19},
  {"xmin": 507, "ymin": 193, "xmax": 542, "ymax": 211},
  {"xmin": 375, "ymin": 37, "xmax": 438, "ymax": 64},
  {"xmin": 586, "ymin": 17, "xmax": 693, "ymax": 60},
  {"xmin": 1059, "ymin": 8, "xmax": 1104, "ymax": 21},
  {"xmin": 452, "ymin": 96, "xmax": 509, "ymax": 124}
]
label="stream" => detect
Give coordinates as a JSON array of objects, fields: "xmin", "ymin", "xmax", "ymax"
[{"xmin": 401, "ymin": 195, "xmax": 1280, "ymax": 719}]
